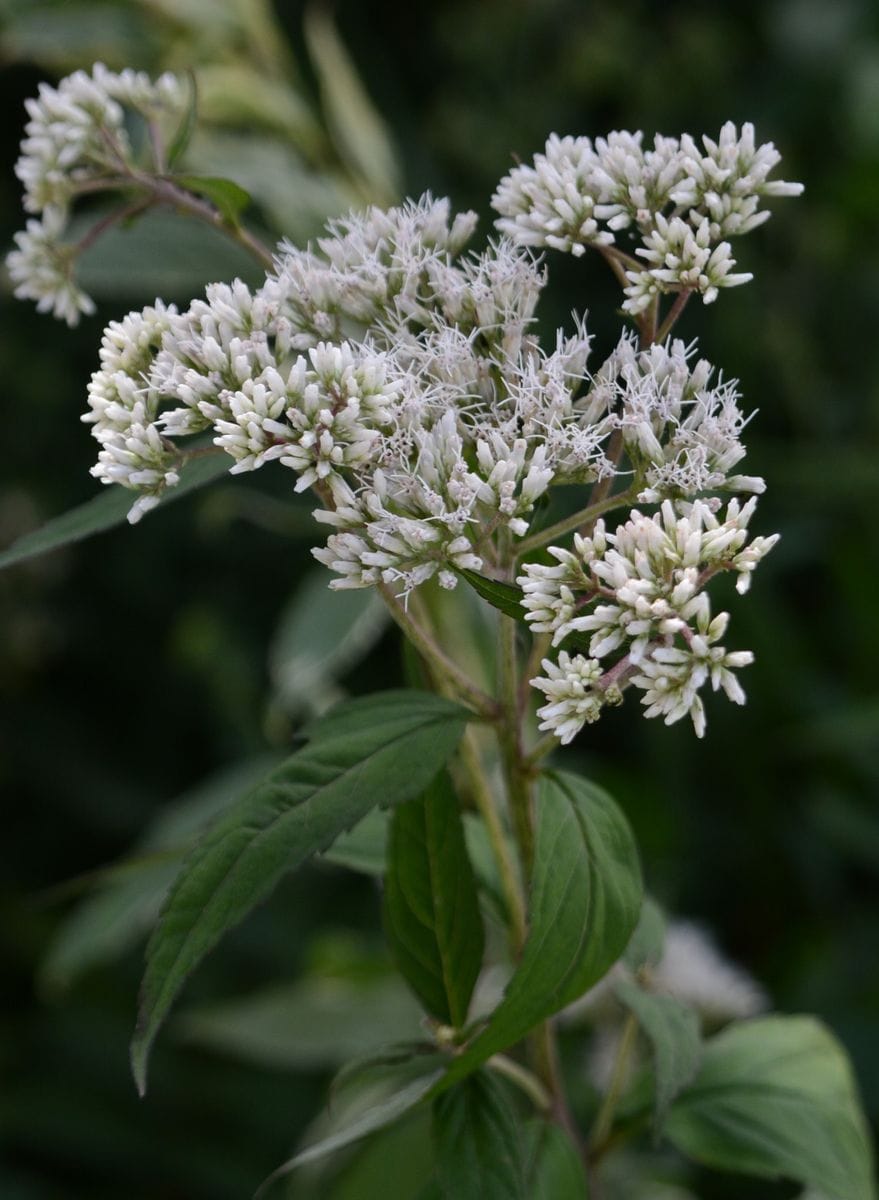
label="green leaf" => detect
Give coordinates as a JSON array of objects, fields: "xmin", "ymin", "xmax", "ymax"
[
  {"xmin": 443, "ymin": 771, "xmax": 642, "ymax": 1084},
  {"xmin": 257, "ymin": 1054, "xmax": 446, "ymax": 1192},
  {"xmin": 666, "ymin": 1015, "xmax": 876, "ymax": 1200},
  {"xmin": 384, "ymin": 772, "xmax": 485, "ymax": 1027},
  {"xmin": 433, "ymin": 1071, "xmax": 526, "ymax": 1200},
  {"xmin": 173, "ymin": 173, "xmax": 252, "ymax": 225},
  {"xmin": 622, "ymin": 896, "xmax": 667, "ymax": 970},
  {"xmin": 524, "ymin": 1121, "xmax": 589, "ymax": 1199},
  {"xmin": 458, "ymin": 570, "xmax": 526, "ymax": 623},
  {"xmin": 614, "ymin": 979, "xmax": 701, "ymax": 1135},
  {"xmin": 0, "ymin": 453, "xmax": 230, "ymax": 571},
  {"xmin": 177, "ymin": 974, "xmax": 424, "ymax": 1070},
  {"xmin": 131, "ymin": 690, "xmax": 469, "ymax": 1094},
  {"xmin": 76, "ymin": 207, "xmax": 261, "ymax": 298},
  {"xmin": 166, "ymin": 70, "xmax": 198, "ymax": 168}
]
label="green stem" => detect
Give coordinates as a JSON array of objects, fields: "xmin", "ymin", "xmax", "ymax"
[
  {"xmin": 378, "ymin": 583, "xmax": 499, "ymax": 720},
  {"xmin": 533, "ymin": 1021, "xmax": 590, "ymax": 1163},
  {"xmin": 523, "ymin": 730, "xmax": 560, "ymax": 770},
  {"xmin": 458, "ymin": 728, "xmax": 527, "ymax": 953},
  {"xmin": 137, "ymin": 172, "xmax": 275, "ymax": 270},
  {"xmin": 498, "ymin": 610, "xmax": 534, "ymax": 877},
  {"xmin": 589, "ymin": 1011, "xmax": 639, "ymax": 1153},
  {"xmin": 488, "ymin": 1054, "xmax": 552, "ymax": 1113},
  {"xmin": 655, "ymin": 288, "xmax": 693, "ymax": 344},
  {"xmin": 516, "ymin": 488, "xmax": 635, "ymax": 558}
]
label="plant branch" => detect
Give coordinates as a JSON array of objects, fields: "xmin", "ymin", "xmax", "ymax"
[
  {"xmin": 655, "ymin": 288, "xmax": 692, "ymax": 343},
  {"xmin": 488, "ymin": 1054, "xmax": 552, "ymax": 1112},
  {"xmin": 378, "ymin": 583, "xmax": 499, "ymax": 720},
  {"xmin": 517, "ymin": 487, "xmax": 635, "ymax": 558},
  {"xmin": 589, "ymin": 1011, "xmax": 639, "ymax": 1154},
  {"xmin": 135, "ymin": 172, "xmax": 275, "ymax": 270},
  {"xmin": 458, "ymin": 728, "xmax": 527, "ymax": 953}
]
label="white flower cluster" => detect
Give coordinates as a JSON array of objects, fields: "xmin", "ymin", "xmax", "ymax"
[
  {"xmin": 522, "ymin": 499, "xmax": 778, "ymax": 740},
  {"xmin": 5, "ymin": 73, "xmax": 794, "ymax": 738},
  {"xmin": 591, "ymin": 332, "xmax": 763, "ymax": 501},
  {"xmin": 6, "ymin": 63, "xmax": 187, "ymax": 326},
  {"xmin": 492, "ymin": 123, "xmax": 802, "ymax": 314},
  {"xmin": 80, "ymin": 199, "xmax": 617, "ymax": 595}
]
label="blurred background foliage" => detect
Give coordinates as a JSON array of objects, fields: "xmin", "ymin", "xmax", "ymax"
[{"xmin": 0, "ymin": 0, "xmax": 877, "ymax": 1196}]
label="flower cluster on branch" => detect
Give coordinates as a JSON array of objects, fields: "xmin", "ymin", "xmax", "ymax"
[{"xmin": 7, "ymin": 65, "xmax": 803, "ymax": 742}]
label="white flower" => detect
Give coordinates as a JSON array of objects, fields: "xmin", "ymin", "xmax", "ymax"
[
  {"xmin": 531, "ymin": 652, "xmax": 606, "ymax": 744},
  {"xmin": 624, "ymin": 214, "xmax": 753, "ymax": 312},
  {"xmin": 6, "ymin": 213, "xmax": 95, "ymax": 326},
  {"xmin": 493, "ymin": 123, "xmax": 802, "ymax": 312},
  {"xmin": 521, "ymin": 498, "xmax": 776, "ymax": 741},
  {"xmin": 492, "ymin": 134, "xmax": 612, "ymax": 256}
]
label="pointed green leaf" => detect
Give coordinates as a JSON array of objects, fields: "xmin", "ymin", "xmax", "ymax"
[
  {"xmin": 614, "ymin": 979, "xmax": 701, "ymax": 1134},
  {"xmin": 524, "ymin": 1121, "xmax": 589, "ymax": 1199},
  {"xmin": 443, "ymin": 771, "xmax": 642, "ymax": 1084},
  {"xmin": 174, "ymin": 173, "xmax": 252, "ymax": 225},
  {"xmin": 384, "ymin": 772, "xmax": 485, "ymax": 1027},
  {"xmin": 131, "ymin": 691, "xmax": 469, "ymax": 1094},
  {"xmin": 458, "ymin": 570, "xmax": 527, "ymax": 623},
  {"xmin": 433, "ymin": 1071, "xmax": 526, "ymax": 1200},
  {"xmin": 666, "ymin": 1015, "xmax": 876, "ymax": 1200},
  {"xmin": 0, "ymin": 452, "xmax": 230, "ymax": 571}
]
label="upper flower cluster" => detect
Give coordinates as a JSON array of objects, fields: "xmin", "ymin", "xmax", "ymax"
[
  {"xmin": 6, "ymin": 63, "xmax": 187, "ymax": 325},
  {"xmin": 492, "ymin": 123, "xmax": 802, "ymax": 314},
  {"xmin": 9, "ymin": 64, "xmax": 802, "ymax": 742}
]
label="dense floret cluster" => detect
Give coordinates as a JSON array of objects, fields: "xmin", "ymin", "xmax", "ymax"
[{"xmin": 7, "ymin": 65, "xmax": 803, "ymax": 743}]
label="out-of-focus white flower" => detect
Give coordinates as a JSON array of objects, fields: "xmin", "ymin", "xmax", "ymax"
[
  {"xmin": 7, "ymin": 63, "xmax": 187, "ymax": 324},
  {"xmin": 567, "ymin": 916, "xmax": 768, "ymax": 1091},
  {"xmin": 6, "ymin": 212, "xmax": 95, "ymax": 326}
]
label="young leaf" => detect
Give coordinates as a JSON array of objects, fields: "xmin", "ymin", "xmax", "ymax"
[
  {"xmin": 0, "ymin": 452, "xmax": 230, "ymax": 571},
  {"xmin": 174, "ymin": 174, "xmax": 252, "ymax": 226},
  {"xmin": 131, "ymin": 691, "xmax": 469, "ymax": 1095},
  {"xmin": 524, "ymin": 1121, "xmax": 589, "ymax": 1199},
  {"xmin": 666, "ymin": 1015, "xmax": 876, "ymax": 1200},
  {"xmin": 257, "ymin": 1054, "xmax": 446, "ymax": 1192},
  {"xmin": 457, "ymin": 570, "xmax": 527, "ymax": 623},
  {"xmin": 614, "ymin": 979, "xmax": 701, "ymax": 1134},
  {"xmin": 433, "ymin": 1071, "xmax": 526, "ymax": 1200},
  {"xmin": 384, "ymin": 771, "xmax": 485, "ymax": 1027},
  {"xmin": 443, "ymin": 770, "xmax": 642, "ymax": 1084}
]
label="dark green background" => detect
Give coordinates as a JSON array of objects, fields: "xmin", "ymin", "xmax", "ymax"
[{"xmin": 1, "ymin": 1, "xmax": 877, "ymax": 1196}]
